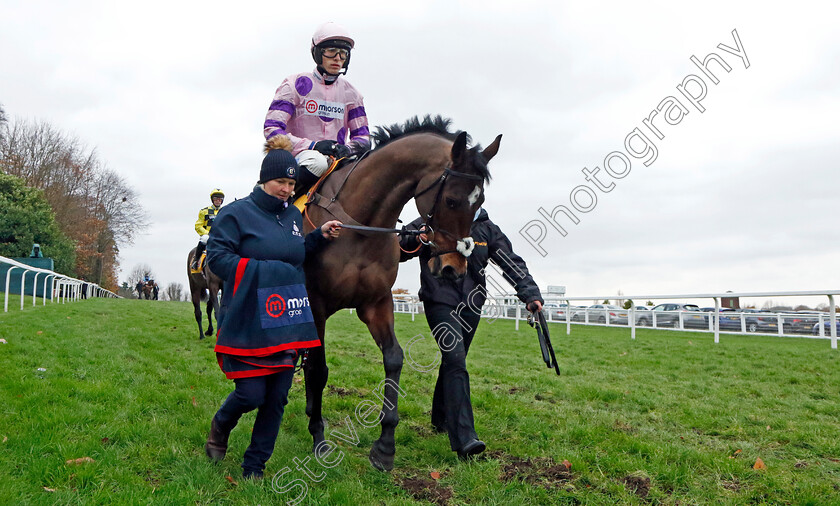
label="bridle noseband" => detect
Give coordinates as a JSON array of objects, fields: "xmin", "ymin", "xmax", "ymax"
[{"xmin": 413, "ymin": 166, "xmax": 484, "ymax": 258}]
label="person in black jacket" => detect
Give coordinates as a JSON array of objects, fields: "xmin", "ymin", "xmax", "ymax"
[
  {"xmin": 400, "ymin": 207, "xmax": 543, "ymax": 459},
  {"xmin": 204, "ymin": 147, "xmax": 341, "ymax": 480}
]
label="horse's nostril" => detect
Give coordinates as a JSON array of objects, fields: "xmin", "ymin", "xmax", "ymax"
[{"xmin": 441, "ymin": 265, "xmax": 457, "ymax": 280}]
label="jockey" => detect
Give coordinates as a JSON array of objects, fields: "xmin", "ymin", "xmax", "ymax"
[
  {"xmin": 263, "ymin": 21, "xmax": 370, "ymax": 198},
  {"xmin": 191, "ymin": 189, "xmax": 225, "ymax": 271}
]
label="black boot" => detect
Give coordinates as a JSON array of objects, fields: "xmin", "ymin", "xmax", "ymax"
[
  {"xmin": 191, "ymin": 242, "xmax": 205, "ymax": 271},
  {"xmin": 205, "ymin": 417, "xmax": 230, "ymax": 461}
]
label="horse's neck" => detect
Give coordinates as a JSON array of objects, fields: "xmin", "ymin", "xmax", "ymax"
[{"xmin": 343, "ymin": 142, "xmax": 448, "ymax": 227}]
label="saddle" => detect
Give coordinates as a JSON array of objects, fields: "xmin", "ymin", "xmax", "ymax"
[
  {"xmin": 190, "ymin": 251, "xmax": 207, "ymax": 274},
  {"xmin": 293, "ymin": 156, "xmax": 367, "ymax": 230}
]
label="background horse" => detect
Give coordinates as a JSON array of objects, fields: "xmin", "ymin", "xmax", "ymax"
[
  {"xmin": 141, "ymin": 284, "xmax": 154, "ymax": 300},
  {"xmin": 187, "ymin": 248, "xmax": 224, "ymax": 340},
  {"xmin": 302, "ymin": 115, "xmax": 499, "ymax": 470}
]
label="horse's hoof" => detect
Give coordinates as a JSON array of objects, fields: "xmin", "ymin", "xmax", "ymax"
[
  {"xmin": 199, "ymin": 334, "xmax": 205, "ymax": 340},
  {"xmin": 369, "ymin": 443, "xmax": 395, "ymax": 471}
]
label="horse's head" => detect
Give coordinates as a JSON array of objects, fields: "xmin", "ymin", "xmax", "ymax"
[{"xmin": 416, "ymin": 131, "xmax": 501, "ymax": 279}]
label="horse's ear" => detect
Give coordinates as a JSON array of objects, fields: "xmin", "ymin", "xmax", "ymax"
[
  {"xmin": 481, "ymin": 134, "xmax": 503, "ymax": 162},
  {"xmin": 451, "ymin": 131, "xmax": 469, "ymax": 164}
]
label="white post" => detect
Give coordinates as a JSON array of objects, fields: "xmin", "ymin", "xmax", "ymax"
[
  {"xmin": 714, "ymin": 297, "xmax": 720, "ymax": 344},
  {"xmin": 565, "ymin": 299, "xmax": 571, "ymax": 336},
  {"xmin": 20, "ymin": 269, "xmax": 26, "ymax": 310},
  {"xmin": 652, "ymin": 311, "xmax": 657, "ymax": 328},
  {"xmin": 515, "ymin": 304, "xmax": 521, "ymax": 331},
  {"xmin": 630, "ymin": 305, "xmax": 636, "ymax": 340},
  {"xmin": 677, "ymin": 311, "xmax": 682, "ymax": 330},
  {"xmin": 33, "ymin": 272, "xmax": 40, "ymax": 306},
  {"xmin": 42, "ymin": 275, "xmax": 50, "ymax": 305},
  {"xmin": 819, "ymin": 313, "xmax": 826, "ymax": 337},
  {"xmin": 4, "ymin": 266, "xmax": 16, "ymax": 312},
  {"xmin": 830, "ymin": 295, "xmax": 836, "ymax": 350}
]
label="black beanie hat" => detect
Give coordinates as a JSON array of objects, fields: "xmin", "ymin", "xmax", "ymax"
[{"xmin": 259, "ymin": 149, "xmax": 298, "ymax": 184}]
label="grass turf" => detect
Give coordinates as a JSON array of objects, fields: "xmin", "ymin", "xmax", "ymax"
[{"xmin": 1, "ymin": 296, "xmax": 840, "ymax": 504}]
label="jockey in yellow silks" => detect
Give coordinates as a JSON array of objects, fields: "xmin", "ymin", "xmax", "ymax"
[{"xmin": 191, "ymin": 189, "xmax": 225, "ymax": 271}]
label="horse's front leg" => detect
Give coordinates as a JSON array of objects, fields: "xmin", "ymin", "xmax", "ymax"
[
  {"xmin": 205, "ymin": 294, "xmax": 214, "ymax": 337},
  {"xmin": 360, "ymin": 299, "xmax": 403, "ymax": 471},
  {"xmin": 304, "ymin": 314, "xmax": 329, "ymax": 452}
]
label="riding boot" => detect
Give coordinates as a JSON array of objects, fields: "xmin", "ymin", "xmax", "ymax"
[
  {"xmin": 205, "ymin": 415, "xmax": 231, "ymax": 461},
  {"xmin": 191, "ymin": 241, "xmax": 206, "ymax": 271},
  {"xmin": 293, "ymin": 165, "xmax": 321, "ymax": 203}
]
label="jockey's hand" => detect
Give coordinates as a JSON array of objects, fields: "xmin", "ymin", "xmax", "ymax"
[
  {"xmin": 527, "ymin": 300, "xmax": 543, "ymax": 313},
  {"xmin": 313, "ymin": 140, "xmax": 339, "ymax": 157},
  {"xmin": 333, "ymin": 143, "xmax": 351, "ymax": 159},
  {"xmin": 321, "ymin": 220, "xmax": 342, "ymax": 240}
]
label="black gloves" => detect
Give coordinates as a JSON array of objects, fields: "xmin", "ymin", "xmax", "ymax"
[
  {"xmin": 312, "ymin": 140, "xmax": 351, "ymax": 159},
  {"xmin": 333, "ymin": 143, "xmax": 351, "ymax": 159}
]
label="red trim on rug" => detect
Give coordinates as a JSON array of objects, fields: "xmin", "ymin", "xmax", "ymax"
[
  {"xmin": 214, "ymin": 339, "xmax": 321, "ymax": 357},
  {"xmin": 232, "ymin": 258, "xmax": 250, "ymax": 296},
  {"xmin": 224, "ymin": 368, "xmax": 286, "ymax": 379},
  {"xmin": 235, "ymin": 358, "xmax": 295, "ymax": 369}
]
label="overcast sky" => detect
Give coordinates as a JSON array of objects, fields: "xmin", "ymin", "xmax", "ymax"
[{"xmin": 2, "ymin": 0, "xmax": 838, "ymax": 308}]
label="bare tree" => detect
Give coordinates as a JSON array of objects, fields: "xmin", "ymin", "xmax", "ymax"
[
  {"xmin": 165, "ymin": 282, "xmax": 184, "ymax": 302},
  {"xmin": 0, "ymin": 117, "xmax": 149, "ymax": 289},
  {"xmin": 128, "ymin": 263, "xmax": 155, "ymax": 288}
]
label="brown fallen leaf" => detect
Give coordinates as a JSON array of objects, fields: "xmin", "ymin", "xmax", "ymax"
[
  {"xmin": 225, "ymin": 475, "xmax": 239, "ymax": 486},
  {"xmin": 2, "ymin": 436, "xmax": 7, "ymax": 443},
  {"xmin": 43, "ymin": 487, "xmax": 56, "ymax": 492},
  {"xmin": 766, "ymin": 425, "xmax": 771, "ymax": 430},
  {"xmin": 562, "ymin": 459, "xmax": 572, "ymax": 470},
  {"xmin": 37, "ymin": 331, "xmax": 43, "ymax": 335},
  {"xmin": 688, "ymin": 340, "xmax": 693, "ymax": 345},
  {"xmin": 191, "ymin": 396, "xmax": 197, "ymax": 407},
  {"xmin": 753, "ymin": 457, "xmax": 766, "ymax": 470},
  {"xmin": 430, "ymin": 471, "xmax": 441, "ymax": 480},
  {"xmin": 66, "ymin": 457, "xmax": 95, "ymax": 465}
]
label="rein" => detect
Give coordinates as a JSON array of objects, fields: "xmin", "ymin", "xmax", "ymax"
[{"xmin": 304, "ymin": 160, "xmax": 482, "ymax": 256}]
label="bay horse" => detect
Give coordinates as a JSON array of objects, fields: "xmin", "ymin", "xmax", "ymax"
[
  {"xmin": 187, "ymin": 248, "xmax": 224, "ymax": 340},
  {"xmin": 301, "ymin": 115, "xmax": 499, "ymax": 470},
  {"xmin": 141, "ymin": 284, "xmax": 154, "ymax": 300}
]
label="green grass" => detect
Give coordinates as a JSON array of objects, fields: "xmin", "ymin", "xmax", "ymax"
[{"xmin": 2, "ymin": 297, "xmax": 840, "ymax": 504}]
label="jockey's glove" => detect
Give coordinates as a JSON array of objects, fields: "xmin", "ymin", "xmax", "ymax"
[
  {"xmin": 333, "ymin": 143, "xmax": 351, "ymax": 159},
  {"xmin": 313, "ymin": 140, "xmax": 351, "ymax": 159}
]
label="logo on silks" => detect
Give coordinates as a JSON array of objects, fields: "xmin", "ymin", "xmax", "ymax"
[
  {"xmin": 292, "ymin": 222, "xmax": 302, "ymax": 237},
  {"xmin": 302, "ymin": 99, "xmax": 345, "ymax": 119},
  {"xmin": 258, "ymin": 284, "xmax": 314, "ymax": 329}
]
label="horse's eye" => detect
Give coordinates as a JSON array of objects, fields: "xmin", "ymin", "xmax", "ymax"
[{"xmin": 445, "ymin": 197, "xmax": 459, "ymax": 209}]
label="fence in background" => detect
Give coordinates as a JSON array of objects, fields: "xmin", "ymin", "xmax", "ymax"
[
  {"xmin": 1, "ymin": 255, "xmax": 119, "ymax": 312},
  {"xmin": 392, "ymin": 290, "xmax": 840, "ymax": 350}
]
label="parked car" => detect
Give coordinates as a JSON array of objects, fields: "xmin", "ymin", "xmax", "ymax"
[
  {"xmin": 542, "ymin": 303, "xmax": 573, "ymax": 321},
  {"xmin": 633, "ymin": 306, "xmax": 654, "ymax": 326},
  {"xmin": 782, "ymin": 311, "xmax": 823, "ymax": 334},
  {"xmin": 714, "ymin": 308, "xmax": 762, "ymax": 332},
  {"xmin": 812, "ymin": 319, "xmax": 840, "ymax": 336},
  {"xmin": 650, "ymin": 303, "xmax": 707, "ymax": 329},
  {"xmin": 571, "ymin": 304, "xmax": 629, "ymax": 325}
]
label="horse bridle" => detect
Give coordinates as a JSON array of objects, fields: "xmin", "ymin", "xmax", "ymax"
[{"xmin": 413, "ymin": 166, "xmax": 484, "ymax": 258}]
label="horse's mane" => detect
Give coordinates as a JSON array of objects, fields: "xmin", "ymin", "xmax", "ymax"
[{"xmin": 353, "ymin": 114, "xmax": 491, "ymax": 181}]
